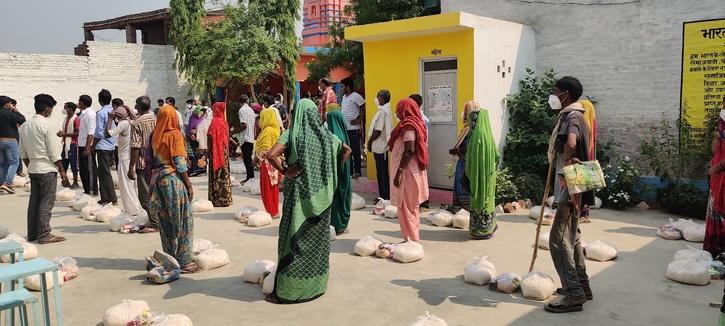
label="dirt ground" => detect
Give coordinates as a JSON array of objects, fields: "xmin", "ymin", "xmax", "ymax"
[{"xmin": 0, "ymin": 172, "xmax": 720, "ymax": 326}]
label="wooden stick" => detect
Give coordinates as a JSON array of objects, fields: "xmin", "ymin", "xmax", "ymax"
[{"xmin": 529, "ymin": 162, "xmax": 555, "ymax": 272}]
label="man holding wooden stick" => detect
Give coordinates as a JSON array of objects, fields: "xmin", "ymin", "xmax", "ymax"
[{"xmin": 544, "ymin": 76, "xmax": 595, "ymax": 313}]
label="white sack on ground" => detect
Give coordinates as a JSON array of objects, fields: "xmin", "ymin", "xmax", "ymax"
[
  {"xmin": 243, "ymin": 259, "xmax": 276, "ymax": 284},
  {"xmin": 235, "ymin": 206, "xmax": 258, "ymax": 223},
  {"xmin": 56, "ymin": 188, "xmax": 75, "ymax": 202},
  {"xmin": 463, "ymin": 256, "xmax": 497, "ymax": 286},
  {"xmin": 329, "ymin": 226, "xmax": 336, "ymax": 241},
  {"xmin": 490, "ymin": 272, "xmax": 521, "ymax": 294},
  {"xmin": 393, "ymin": 241, "xmax": 424, "ymax": 263},
  {"xmin": 110, "ymin": 214, "xmax": 134, "ymax": 232},
  {"xmin": 429, "ymin": 210, "xmax": 453, "ymax": 227},
  {"xmin": 96, "ymin": 205, "xmax": 122, "ymax": 223},
  {"xmin": 72, "ymin": 194, "xmax": 95, "ymax": 211},
  {"xmin": 24, "ymin": 272, "xmax": 64, "ymax": 291},
  {"xmin": 351, "ymin": 193, "xmax": 366, "ymax": 210},
  {"xmin": 247, "ymin": 211, "xmax": 272, "ymax": 227},
  {"xmin": 193, "ymin": 238, "xmax": 214, "ymax": 254},
  {"xmin": 153, "ymin": 314, "xmax": 193, "ymax": 326},
  {"xmin": 682, "ymin": 223, "xmax": 705, "ymax": 243},
  {"xmin": 191, "ymin": 200, "xmax": 214, "ymax": 213},
  {"xmin": 194, "ymin": 248, "xmax": 230, "ymax": 270},
  {"xmin": 1, "ymin": 242, "xmax": 37, "ymax": 262},
  {"xmin": 584, "ymin": 240, "xmax": 618, "ymax": 262},
  {"xmin": 384, "ymin": 205, "xmax": 398, "ymax": 219},
  {"xmin": 262, "ymin": 265, "xmax": 277, "ymax": 295},
  {"xmin": 81, "ymin": 204, "xmax": 99, "ymax": 221},
  {"xmin": 537, "ymin": 229, "xmax": 550, "ymax": 250},
  {"xmin": 669, "ymin": 218, "xmax": 696, "ymax": 232},
  {"xmin": 674, "ymin": 246, "xmax": 712, "ymax": 263},
  {"xmin": 520, "ymin": 271, "xmax": 556, "ymax": 301},
  {"xmin": 102, "ymin": 300, "xmax": 150, "ymax": 326},
  {"xmin": 656, "ymin": 225, "xmax": 682, "ymax": 240},
  {"xmin": 408, "ymin": 311, "xmax": 448, "ymax": 326},
  {"xmin": 452, "ymin": 209, "xmax": 470, "ymax": 229},
  {"xmin": 353, "ymin": 236, "xmax": 383, "ymax": 257},
  {"xmin": 665, "ymin": 259, "xmax": 710, "ymax": 286},
  {"xmin": 248, "ymin": 179, "xmax": 261, "ymax": 195}
]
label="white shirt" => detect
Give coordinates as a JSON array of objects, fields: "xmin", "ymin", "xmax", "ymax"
[
  {"xmin": 341, "ymin": 92, "xmax": 365, "ymax": 131},
  {"xmin": 176, "ymin": 110, "xmax": 184, "ymax": 133},
  {"xmin": 18, "ymin": 114, "xmax": 62, "ymax": 174},
  {"xmin": 367, "ymin": 103, "xmax": 393, "ymax": 154},
  {"xmin": 270, "ymin": 106, "xmax": 285, "ymax": 131},
  {"xmin": 108, "ymin": 120, "xmax": 131, "ymax": 161},
  {"xmin": 238, "ymin": 104, "xmax": 256, "ymax": 143},
  {"xmin": 77, "ymin": 108, "xmax": 96, "ymax": 147}
]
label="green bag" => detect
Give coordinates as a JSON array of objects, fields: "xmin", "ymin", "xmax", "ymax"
[{"xmin": 561, "ymin": 160, "xmax": 606, "ymax": 195}]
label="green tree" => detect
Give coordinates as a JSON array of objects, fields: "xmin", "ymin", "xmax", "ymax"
[
  {"xmin": 169, "ymin": 0, "xmax": 207, "ymax": 90},
  {"xmin": 254, "ymin": 0, "xmax": 301, "ymax": 101},
  {"xmin": 307, "ymin": 0, "xmax": 425, "ymax": 85}
]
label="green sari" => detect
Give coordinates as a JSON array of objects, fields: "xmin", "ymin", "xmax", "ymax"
[
  {"xmin": 326, "ymin": 110, "xmax": 352, "ymax": 234},
  {"xmin": 274, "ymin": 99, "xmax": 341, "ymax": 303},
  {"xmin": 465, "ymin": 109, "xmax": 499, "ymax": 239}
]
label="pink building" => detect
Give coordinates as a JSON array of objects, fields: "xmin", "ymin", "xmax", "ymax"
[{"xmin": 302, "ymin": 0, "xmax": 350, "ymax": 47}]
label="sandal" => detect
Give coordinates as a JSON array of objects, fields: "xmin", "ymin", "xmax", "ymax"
[
  {"xmin": 38, "ymin": 235, "xmax": 66, "ymax": 244},
  {"xmin": 180, "ymin": 263, "xmax": 202, "ymax": 274}
]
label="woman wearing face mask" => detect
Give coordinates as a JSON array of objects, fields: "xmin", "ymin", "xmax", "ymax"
[
  {"xmin": 105, "ymin": 103, "xmax": 143, "ymax": 216},
  {"xmin": 705, "ymin": 100, "xmax": 725, "ymax": 258}
]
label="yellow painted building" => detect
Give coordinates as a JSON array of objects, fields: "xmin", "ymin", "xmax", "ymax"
[{"xmin": 346, "ymin": 12, "xmax": 535, "ymax": 189}]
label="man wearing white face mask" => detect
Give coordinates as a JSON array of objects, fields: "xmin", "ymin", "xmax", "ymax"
[
  {"xmin": 544, "ymin": 76, "xmax": 594, "ymax": 313},
  {"xmin": 367, "ymin": 89, "xmax": 393, "ymax": 202}
]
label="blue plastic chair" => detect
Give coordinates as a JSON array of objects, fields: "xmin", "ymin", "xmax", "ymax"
[
  {"xmin": 0, "ymin": 259, "xmax": 62, "ymax": 326},
  {"xmin": 0, "ymin": 241, "xmax": 24, "ymax": 326},
  {"xmin": 0, "ymin": 288, "xmax": 39, "ymax": 326}
]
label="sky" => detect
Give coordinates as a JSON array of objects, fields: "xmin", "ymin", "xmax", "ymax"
[{"xmin": 0, "ymin": 0, "xmax": 303, "ymax": 55}]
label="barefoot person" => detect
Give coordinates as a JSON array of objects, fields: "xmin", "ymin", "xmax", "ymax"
[
  {"xmin": 545, "ymin": 76, "xmax": 594, "ymax": 313},
  {"xmin": 389, "ymin": 98, "xmax": 429, "ymax": 243},
  {"xmin": 265, "ymin": 98, "xmax": 350, "ymax": 304},
  {"xmin": 148, "ymin": 104, "xmax": 200, "ymax": 273},
  {"xmin": 19, "ymin": 94, "xmax": 70, "ymax": 244},
  {"xmin": 255, "ymin": 107, "xmax": 281, "ymax": 218}
]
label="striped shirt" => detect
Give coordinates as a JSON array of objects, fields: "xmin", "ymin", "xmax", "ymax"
[{"xmin": 130, "ymin": 112, "xmax": 156, "ymax": 170}]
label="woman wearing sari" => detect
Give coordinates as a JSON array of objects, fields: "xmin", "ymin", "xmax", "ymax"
[
  {"xmin": 148, "ymin": 104, "xmax": 200, "ymax": 273},
  {"xmin": 255, "ymin": 108, "xmax": 281, "ymax": 218},
  {"xmin": 266, "ymin": 99, "xmax": 351, "ymax": 304},
  {"xmin": 185, "ymin": 105, "xmax": 206, "ymax": 177},
  {"xmin": 207, "ymin": 102, "xmax": 233, "ymax": 207},
  {"xmin": 447, "ymin": 101, "xmax": 480, "ymax": 212},
  {"xmin": 326, "ymin": 109, "xmax": 352, "ymax": 235},
  {"xmin": 389, "ymin": 98, "xmax": 429, "ymax": 243},
  {"xmin": 465, "ymin": 107, "xmax": 499, "ymax": 240},
  {"xmin": 705, "ymin": 106, "xmax": 725, "ymax": 257}
]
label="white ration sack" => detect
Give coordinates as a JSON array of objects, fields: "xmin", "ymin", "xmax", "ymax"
[
  {"xmin": 656, "ymin": 225, "xmax": 682, "ymax": 240},
  {"xmin": 669, "ymin": 218, "xmax": 696, "ymax": 232},
  {"xmin": 593, "ymin": 197, "xmax": 602, "ymax": 209},
  {"xmin": 13, "ymin": 176, "xmax": 28, "ymax": 187},
  {"xmin": 393, "ymin": 241, "xmax": 424, "ymax": 263},
  {"xmin": 351, "ymin": 193, "xmax": 366, "ymax": 210},
  {"xmin": 72, "ymin": 194, "xmax": 94, "ymax": 211},
  {"xmin": 193, "ymin": 238, "xmax": 215, "ymax": 254},
  {"xmin": 247, "ymin": 211, "xmax": 272, "ymax": 227},
  {"xmin": 134, "ymin": 211, "xmax": 149, "ymax": 228},
  {"xmin": 262, "ymin": 265, "xmax": 276, "ymax": 295},
  {"xmin": 102, "ymin": 300, "xmax": 150, "ymax": 326},
  {"xmin": 354, "ymin": 236, "xmax": 383, "ymax": 257},
  {"xmin": 682, "ymin": 223, "xmax": 705, "ymax": 243},
  {"xmin": 81, "ymin": 204, "xmax": 100, "ymax": 221},
  {"xmin": 491, "ymin": 272, "xmax": 521, "ymax": 294},
  {"xmin": 384, "ymin": 205, "xmax": 398, "ymax": 219},
  {"xmin": 429, "ymin": 210, "xmax": 453, "ymax": 227},
  {"xmin": 248, "ymin": 178, "xmax": 261, "ymax": 195},
  {"xmin": 674, "ymin": 246, "xmax": 713, "ymax": 264},
  {"xmin": 194, "ymin": 248, "xmax": 230, "ymax": 270},
  {"xmin": 330, "ymin": 226, "xmax": 336, "ymax": 241},
  {"xmin": 463, "ymin": 256, "xmax": 497, "ymax": 286},
  {"xmin": 0, "ymin": 242, "xmax": 37, "ymax": 262},
  {"xmin": 665, "ymin": 259, "xmax": 710, "ymax": 286},
  {"xmin": 96, "ymin": 205, "xmax": 122, "ymax": 223},
  {"xmin": 452, "ymin": 209, "xmax": 470, "ymax": 229},
  {"xmin": 547, "ymin": 196, "xmax": 555, "ymax": 207},
  {"xmin": 520, "ymin": 271, "xmax": 556, "ymax": 301},
  {"xmin": 409, "ymin": 311, "xmax": 448, "ymax": 326},
  {"xmin": 230, "ymin": 163, "xmax": 246, "ymax": 175},
  {"xmin": 243, "ymin": 259, "xmax": 276, "ymax": 284},
  {"xmin": 153, "ymin": 314, "xmax": 193, "ymax": 326},
  {"xmin": 24, "ymin": 272, "xmax": 64, "ymax": 291},
  {"xmin": 373, "ymin": 199, "xmax": 389, "ymax": 216},
  {"xmin": 537, "ymin": 229, "xmax": 550, "ymax": 250},
  {"xmin": 191, "ymin": 200, "xmax": 214, "ymax": 213},
  {"xmin": 584, "ymin": 240, "xmax": 618, "ymax": 262},
  {"xmin": 110, "ymin": 214, "xmax": 134, "ymax": 232},
  {"xmin": 235, "ymin": 206, "xmax": 258, "ymax": 223},
  {"xmin": 56, "ymin": 188, "xmax": 75, "ymax": 202}
]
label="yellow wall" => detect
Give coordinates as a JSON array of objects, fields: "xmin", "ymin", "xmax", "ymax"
[{"xmin": 362, "ymin": 30, "xmax": 474, "ymax": 180}]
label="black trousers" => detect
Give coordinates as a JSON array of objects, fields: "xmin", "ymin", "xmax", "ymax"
[
  {"xmin": 78, "ymin": 146, "xmax": 98, "ymax": 194},
  {"xmin": 136, "ymin": 169, "xmax": 157, "ymax": 228},
  {"xmin": 374, "ymin": 152, "xmax": 390, "ymax": 200},
  {"xmin": 241, "ymin": 142, "xmax": 254, "ymax": 181},
  {"xmin": 27, "ymin": 172, "xmax": 56, "ymax": 241},
  {"xmin": 347, "ymin": 130, "xmax": 362, "ymax": 175},
  {"xmin": 96, "ymin": 150, "xmax": 117, "ymax": 203}
]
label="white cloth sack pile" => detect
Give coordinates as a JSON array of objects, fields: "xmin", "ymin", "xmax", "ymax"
[
  {"xmin": 520, "ymin": 271, "xmax": 557, "ymax": 301},
  {"xmin": 102, "ymin": 299, "xmax": 150, "ymax": 326},
  {"xmin": 262, "ymin": 265, "xmax": 277, "ymax": 295},
  {"xmin": 230, "ymin": 163, "xmax": 247, "ymax": 175},
  {"xmin": 666, "ymin": 259, "xmax": 710, "ymax": 286},
  {"xmin": 490, "ymin": 272, "xmax": 521, "ymax": 294},
  {"xmin": 248, "ymin": 179, "xmax": 262, "ymax": 195},
  {"xmin": 191, "ymin": 199, "xmax": 214, "ymax": 213},
  {"xmin": 13, "ymin": 176, "xmax": 28, "ymax": 187},
  {"xmin": 463, "ymin": 256, "xmax": 497, "ymax": 286},
  {"xmin": 584, "ymin": 240, "xmax": 618, "ymax": 262},
  {"xmin": 194, "ymin": 248, "xmax": 230, "ymax": 270},
  {"xmin": 0, "ymin": 234, "xmax": 38, "ymax": 262},
  {"xmin": 408, "ymin": 311, "xmax": 448, "ymax": 326},
  {"xmin": 56, "ymin": 188, "xmax": 76, "ymax": 206},
  {"xmin": 24, "ymin": 272, "xmax": 64, "ymax": 291},
  {"xmin": 373, "ymin": 199, "xmax": 390, "ymax": 216},
  {"xmin": 429, "ymin": 210, "xmax": 453, "ymax": 227},
  {"xmin": 452, "ymin": 209, "xmax": 470, "ymax": 229},
  {"xmin": 96, "ymin": 204, "xmax": 122, "ymax": 223},
  {"xmin": 236, "ymin": 206, "xmax": 258, "ymax": 223},
  {"xmin": 656, "ymin": 225, "xmax": 682, "ymax": 240},
  {"xmin": 329, "ymin": 226, "xmax": 336, "ymax": 241},
  {"xmin": 153, "ymin": 314, "xmax": 193, "ymax": 326},
  {"xmin": 682, "ymin": 223, "xmax": 705, "ymax": 243},
  {"xmin": 81, "ymin": 204, "xmax": 100, "ymax": 221},
  {"xmin": 246, "ymin": 211, "xmax": 272, "ymax": 227},
  {"xmin": 110, "ymin": 214, "xmax": 134, "ymax": 232},
  {"xmin": 354, "ymin": 236, "xmax": 383, "ymax": 256},
  {"xmin": 674, "ymin": 246, "xmax": 713, "ymax": 263},
  {"xmin": 72, "ymin": 194, "xmax": 95, "ymax": 211},
  {"xmin": 243, "ymin": 259, "xmax": 276, "ymax": 284},
  {"xmin": 351, "ymin": 193, "xmax": 366, "ymax": 210},
  {"xmin": 529, "ymin": 206, "xmax": 556, "ymax": 221},
  {"xmin": 384, "ymin": 205, "xmax": 398, "ymax": 219},
  {"xmin": 193, "ymin": 238, "xmax": 215, "ymax": 254},
  {"xmin": 537, "ymin": 229, "xmax": 550, "ymax": 250},
  {"xmin": 393, "ymin": 241, "xmax": 424, "ymax": 263}
]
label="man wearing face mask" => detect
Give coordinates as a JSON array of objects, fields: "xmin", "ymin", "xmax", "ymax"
[
  {"xmin": 367, "ymin": 89, "xmax": 393, "ymax": 202},
  {"xmin": 19, "ymin": 94, "xmax": 69, "ymax": 244},
  {"xmin": 544, "ymin": 76, "xmax": 594, "ymax": 313}
]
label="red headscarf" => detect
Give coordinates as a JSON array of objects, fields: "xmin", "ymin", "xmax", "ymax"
[
  {"xmin": 388, "ymin": 98, "xmax": 429, "ymax": 170},
  {"xmin": 208, "ymin": 102, "xmax": 229, "ymax": 172},
  {"xmin": 711, "ymin": 120, "xmax": 725, "ymax": 214}
]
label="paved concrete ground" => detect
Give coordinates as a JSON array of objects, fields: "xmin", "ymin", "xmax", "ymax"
[{"xmin": 0, "ymin": 172, "xmax": 720, "ymax": 325}]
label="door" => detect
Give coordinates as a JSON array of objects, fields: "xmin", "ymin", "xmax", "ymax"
[{"xmin": 422, "ymin": 59, "xmax": 457, "ymax": 189}]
